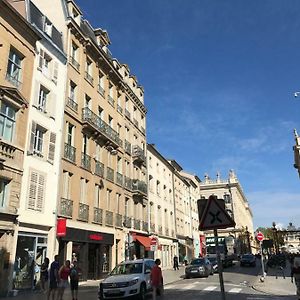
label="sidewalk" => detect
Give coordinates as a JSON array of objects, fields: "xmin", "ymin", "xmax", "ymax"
[
  {"xmin": 253, "ymin": 262, "xmax": 297, "ymax": 296},
  {"xmin": 2, "ymin": 267, "xmax": 185, "ymax": 299}
]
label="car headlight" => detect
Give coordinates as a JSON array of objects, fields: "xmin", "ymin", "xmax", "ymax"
[
  {"xmin": 198, "ymin": 266, "xmax": 205, "ymax": 271},
  {"xmin": 128, "ymin": 279, "xmax": 139, "ymax": 286}
]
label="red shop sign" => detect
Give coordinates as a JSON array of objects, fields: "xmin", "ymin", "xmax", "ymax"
[
  {"xmin": 56, "ymin": 218, "xmax": 67, "ymax": 237},
  {"xmin": 89, "ymin": 234, "xmax": 103, "ymax": 241}
]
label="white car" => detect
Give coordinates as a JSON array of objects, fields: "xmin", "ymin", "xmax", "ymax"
[{"xmin": 98, "ymin": 259, "xmax": 156, "ymax": 300}]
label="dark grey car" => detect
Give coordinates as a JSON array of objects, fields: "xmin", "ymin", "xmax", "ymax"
[{"xmin": 185, "ymin": 258, "xmax": 213, "ymax": 279}]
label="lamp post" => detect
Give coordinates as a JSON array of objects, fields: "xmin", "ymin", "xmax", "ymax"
[{"xmin": 272, "ymin": 222, "xmax": 278, "ymax": 254}]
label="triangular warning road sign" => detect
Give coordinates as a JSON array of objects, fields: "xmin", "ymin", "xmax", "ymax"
[{"xmin": 199, "ymin": 196, "xmax": 235, "ymax": 230}]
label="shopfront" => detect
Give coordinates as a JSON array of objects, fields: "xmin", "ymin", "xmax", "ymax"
[
  {"xmin": 58, "ymin": 227, "xmax": 114, "ymax": 280},
  {"xmin": 129, "ymin": 232, "xmax": 152, "ymax": 259}
]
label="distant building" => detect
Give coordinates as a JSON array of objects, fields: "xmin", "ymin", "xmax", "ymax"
[
  {"xmin": 283, "ymin": 222, "xmax": 300, "ymax": 253},
  {"xmin": 199, "ymin": 170, "xmax": 255, "ymax": 255}
]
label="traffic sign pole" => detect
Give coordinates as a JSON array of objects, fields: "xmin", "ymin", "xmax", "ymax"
[
  {"xmin": 260, "ymin": 241, "xmax": 265, "ymax": 280},
  {"xmin": 214, "ymin": 229, "xmax": 226, "ymax": 300}
]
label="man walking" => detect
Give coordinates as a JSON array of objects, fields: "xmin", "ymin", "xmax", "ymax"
[
  {"xmin": 173, "ymin": 256, "xmax": 179, "ymax": 270},
  {"xmin": 48, "ymin": 255, "xmax": 59, "ymax": 300},
  {"xmin": 151, "ymin": 259, "xmax": 163, "ymax": 300}
]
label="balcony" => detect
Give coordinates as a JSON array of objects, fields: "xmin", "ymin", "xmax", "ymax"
[
  {"xmin": 66, "ymin": 97, "xmax": 78, "ymax": 112},
  {"xmin": 93, "ymin": 207, "xmax": 103, "ymax": 224},
  {"xmin": 115, "ymin": 213, "xmax": 123, "ymax": 228},
  {"xmin": 125, "ymin": 108, "xmax": 131, "ymax": 120},
  {"xmin": 97, "ymin": 85, "xmax": 105, "ymax": 97},
  {"xmin": 85, "ymin": 71, "xmax": 94, "ymax": 85},
  {"xmin": 82, "ymin": 107, "xmax": 122, "ymax": 148},
  {"xmin": 117, "ymin": 105, "xmax": 123, "ymax": 114},
  {"xmin": 106, "ymin": 167, "xmax": 114, "ymax": 182},
  {"xmin": 105, "ymin": 210, "xmax": 114, "ymax": 226},
  {"xmin": 95, "ymin": 161, "xmax": 104, "ymax": 177},
  {"xmin": 158, "ymin": 225, "xmax": 163, "ymax": 235},
  {"xmin": 124, "ymin": 140, "xmax": 131, "ymax": 155},
  {"xmin": 150, "ymin": 223, "xmax": 155, "ymax": 233},
  {"xmin": 69, "ymin": 56, "xmax": 80, "ymax": 71},
  {"xmin": 108, "ymin": 95, "xmax": 115, "ymax": 107},
  {"xmin": 134, "ymin": 219, "xmax": 141, "ymax": 230},
  {"xmin": 116, "ymin": 172, "xmax": 123, "ymax": 186},
  {"xmin": 81, "ymin": 152, "xmax": 91, "ymax": 171},
  {"xmin": 132, "ymin": 179, "xmax": 147, "ymax": 197},
  {"xmin": 133, "ymin": 118, "xmax": 138, "ymax": 128},
  {"xmin": 124, "ymin": 176, "xmax": 132, "ymax": 191},
  {"xmin": 124, "ymin": 216, "xmax": 132, "ymax": 228},
  {"xmin": 78, "ymin": 203, "xmax": 89, "ymax": 222},
  {"xmin": 142, "ymin": 221, "xmax": 148, "ymax": 232},
  {"xmin": 58, "ymin": 198, "xmax": 73, "ymax": 218},
  {"xmin": 0, "ymin": 139, "xmax": 17, "ymax": 161},
  {"xmin": 6, "ymin": 73, "xmax": 22, "ymax": 89},
  {"xmin": 64, "ymin": 143, "xmax": 76, "ymax": 163},
  {"xmin": 132, "ymin": 145, "xmax": 146, "ymax": 165}
]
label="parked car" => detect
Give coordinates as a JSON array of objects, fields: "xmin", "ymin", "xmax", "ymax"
[
  {"xmin": 185, "ymin": 258, "xmax": 213, "ymax": 278},
  {"xmin": 98, "ymin": 259, "xmax": 155, "ymax": 299},
  {"xmin": 240, "ymin": 254, "xmax": 256, "ymax": 267},
  {"xmin": 207, "ymin": 257, "xmax": 218, "ymax": 273}
]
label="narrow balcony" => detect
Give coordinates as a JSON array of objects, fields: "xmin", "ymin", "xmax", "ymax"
[
  {"xmin": 105, "ymin": 210, "xmax": 114, "ymax": 227},
  {"xmin": 132, "ymin": 179, "xmax": 147, "ymax": 198},
  {"xmin": 106, "ymin": 167, "xmax": 114, "ymax": 182},
  {"xmin": 124, "ymin": 176, "xmax": 132, "ymax": 191},
  {"xmin": 115, "ymin": 213, "xmax": 123, "ymax": 228},
  {"xmin": 133, "ymin": 118, "xmax": 138, "ymax": 128},
  {"xmin": 95, "ymin": 160, "xmax": 104, "ymax": 177},
  {"xmin": 0, "ymin": 139, "xmax": 17, "ymax": 161},
  {"xmin": 69, "ymin": 56, "xmax": 80, "ymax": 71},
  {"xmin": 64, "ymin": 143, "xmax": 76, "ymax": 163},
  {"xmin": 116, "ymin": 172, "xmax": 123, "ymax": 186},
  {"xmin": 85, "ymin": 71, "xmax": 94, "ymax": 85},
  {"xmin": 124, "ymin": 140, "xmax": 131, "ymax": 155},
  {"xmin": 6, "ymin": 73, "xmax": 22, "ymax": 89},
  {"xmin": 82, "ymin": 107, "xmax": 122, "ymax": 148},
  {"xmin": 78, "ymin": 203, "xmax": 89, "ymax": 222},
  {"xmin": 134, "ymin": 219, "xmax": 141, "ymax": 230},
  {"xmin": 58, "ymin": 198, "xmax": 73, "ymax": 218},
  {"xmin": 142, "ymin": 221, "xmax": 148, "ymax": 232},
  {"xmin": 124, "ymin": 216, "xmax": 132, "ymax": 228},
  {"xmin": 108, "ymin": 95, "xmax": 115, "ymax": 107},
  {"xmin": 66, "ymin": 97, "xmax": 78, "ymax": 112},
  {"xmin": 117, "ymin": 104, "xmax": 123, "ymax": 114},
  {"xmin": 81, "ymin": 152, "xmax": 91, "ymax": 171},
  {"xmin": 132, "ymin": 145, "xmax": 146, "ymax": 165},
  {"xmin": 158, "ymin": 225, "xmax": 163, "ymax": 235},
  {"xmin": 93, "ymin": 207, "xmax": 103, "ymax": 224},
  {"xmin": 97, "ymin": 85, "xmax": 105, "ymax": 97},
  {"xmin": 125, "ymin": 108, "xmax": 131, "ymax": 120},
  {"xmin": 150, "ymin": 223, "xmax": 155, "ymax": 233}
]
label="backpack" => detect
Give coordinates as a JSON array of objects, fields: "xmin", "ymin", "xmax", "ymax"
[{"xmin": 70, "ymin": 267, "xmax": 78, "ymax": 279}]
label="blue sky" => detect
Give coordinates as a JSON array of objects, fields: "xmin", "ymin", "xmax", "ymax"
[{"xmin": 77, "ymin": 0, "xmax": 300, "ymax": 229}]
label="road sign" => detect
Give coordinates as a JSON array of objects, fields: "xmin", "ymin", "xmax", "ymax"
[
  {"xmin": 256, "ymin": 232, "xmax": 264, "ymax": 242},
  {"xmin": 199, "ymin": 195, "xmax": 235, "ymax": 230},
  {"xmin": 150, "ymin": 237, "xmax": 157, "ymax": 251}
]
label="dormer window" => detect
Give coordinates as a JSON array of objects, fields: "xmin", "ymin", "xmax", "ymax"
[{"xmin": 44, "ymin": 18, "xmax": 53, "ymax": 37}]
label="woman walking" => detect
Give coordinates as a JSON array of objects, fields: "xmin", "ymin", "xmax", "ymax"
[
  {"xmin": 151, "ymin": 259, "xmax": 163, "ymax": 300},
  {"xmin": 40, "ymin": 257, "xmax": 49, "ymax": 294},
  {"xmin": 70, "ymin": 261, "xmax": 82, "ymax": 300},
  {"xmin": 57, "ymin": 260, "xmax": 71, "ymax": 300},
  {"xmin": 291, "ymin": 259, "xmax": 300, "ymax": 300}
]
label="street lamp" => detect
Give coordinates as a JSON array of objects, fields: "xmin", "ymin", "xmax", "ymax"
[{"xmin": 272, "ymin": 222, "xmax": 279, "ymax": 254}]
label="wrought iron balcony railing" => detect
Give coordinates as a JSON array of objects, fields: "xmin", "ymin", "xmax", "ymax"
[
  {"xmin": 69, "ymin": 56, "xmax": 80, "ymax": 71},
  {"xmin": 116, "ymin": 172, "xmax": 123, "ymax": 186},
  {"xmin": 124, "ymin": 216, "xmax": 132, "ymax": 228},
  {"xmin": 124, "ymin": 176, "xmax": 132, "ymax": 191},
  {"xmin": 125, "ymin": 108, "xmax": 131, "ymax": 120},
  {"xmin": 58, "ymin": 198, "xmax": 73, "ymax": 218},
  {"xmin": 85, "ymin": 71, "xmax": 94, "ymax": 85},
  {"xmin": 142, "ymin": 221, "xmax": 148, "ymax": 232},
  {"xmin": 66, "ymin": 97, "xmax": 78, "ymax": 112},
  {"xmin": 82, "ymin": 107, "xmax": 122, "ymax": 147},
  {"xmin": 81, "ymin": 152, "xmax": 91, "ymax": 171},
  {"xmin": 105, "ymin": 210, "xmax": 114, "ymax": 226},
  {"xmin": 95, "ymin": 160, "xmax": 104, "ymax": 177},
  {"xmin": 132, "ymin": 145, "xmax": 146, "ymax": 164},
  {"xmin": 124, "ymin": 140, "xmax": 131, "ymax": 155},
  {"xmin": 108, "ymin": 95, "xmax": 115, "ymax": 107},
  {"xmin": 134, "ymin": 219, "xmax": 141, "ymax": 230},
  {"xmin": 132, "ymin": 179, "xmax": 147, "ymax": 195},
  {"xmin": 64, "ymin": 143, "xmax": 76, "ymax": 162},
  {"xmin": 115, "ymin": 213, "xmax": 123, "ymax": 228},
  {"xmin": 93, "ymin": 207, "xmax": 103, "ymax": 224},
  {"xmin": 6, "ymin": 73, "xmax": 22, "ymax": 89},
  {"xmin": 133, "ymin": 118, "xmax": 138, "ymax": 128},
  {"xmin": 98, "ymin": 85, "xmax": 105, "ymax": 97},
  {"xmin": 106, "ymin": 167, "xmax": 114, "ymax": 182},
  {"xmin": 117, "ymin": 104, "xmax": 123, "ymax": 114},
  {"xmin": 78, "ymin": 203, "xmax": 89, "ymax": 222}
]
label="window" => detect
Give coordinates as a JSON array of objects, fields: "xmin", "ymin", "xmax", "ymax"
[
  {"xmin": 30, "ymin": 123, "xmax": 46, "ymax": 156},
  {"xmin": 224, "ymin": 194, "xmax": 231, "ymax": 204},
  {"xmin": 117, "ymin": 156, "xmax": 122, "ymax": 173},
  {"xmin": 98, "ymin": 73, "xmax": 105, "ymax": 97},
  {"xmin": 85, "ymin": 94, "xmax": 91, "ymax": 109},
  {"xmin": 125, "ymin": 197, "xmax": 129, "ymax": 217},
  {"xmin": 44, "ymin": 18, "xmax": 53, "ymax": 37},
  {"xmin": 66, "ymin": 122, "xmax": 74, "ymax": 145},
  {"xmin": 38, "ymin": 49, "xmax": 56, "ymax": 80},
  {"xmin": 6, "ymin": 49, "xmax": 22, "ymax": 87},
  {"xmin": 80, "ymin": 178, "xmax": 88, "ymax": 203},
  {"xmin": 82, "ymin": 134, "xmax": 88, "ymax": 154},
  {"xmin": 108, "ymin": 115, "xmax": 113, "ymax": 128},
  {"xmin": 0, "ymin": 179, "xmax": 9, "ymax": 208},
  {"xmin": 27, "ymin": 170, "xmax": 46, "ymax": 211},
  {"xmin": 98, "ymin": 106, "xmax": 104, "ymax": 119},
  {"xmin": 94, "ymin": 184, "xmax": 101, "ymax": 207},
  {"xmin": 85, "ymin": 58, "xmax": 93, "ymax": 84},
  {"xmin": 106, "ymin": 189, "xmax": 112, "ymax": 210},
  {"xmin": 117, "ymin": 123, "xmax": 121, "ymax": 135},
  {"xmin": 38, "ymin": 85, "xmax": 49, "ymax": 112},
  {"xmin": 70, "ymin": 43, "xmax": 79, "ymax": 69},
  {"xmin": 156, "ymin": 180, "xmax": 160, "ymax": 195},
  {"xmin": 69, "ymin": 81, "xmax": 77, "ymax": 100},
  {"xmin": 0, "ymin": 101, "xmax": 16, "ymax": 142},
  {"xmin": 116, "ymin": 193, "xmax": 121, "ymax": 213},
  {"xmin": 62, "ymin": 171, "xmax": 72, "ymax": 199}
]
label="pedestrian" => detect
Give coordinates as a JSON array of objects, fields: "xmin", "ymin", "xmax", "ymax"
[
  {"xmin": 47, "ymin": 255, "xmax": 59, "ymax": 300},
  {"xmin": 173, "ymin": 256, "xmax": 179, "ymax": 270},
  {"xmin": 151, "ymin": 258, "xmax": 163, "ymax": 300},
  {"xmin": 70, "ymin": 260, "xmax": 82, "ymax": 300},
  {"xmin": 40, "ymin": 257, "xmax": 49, "ymax": 294},
  {"xmin": 57, "ymin": 260, "xmax": 71, "ymax": 300},
  {"xmin": 291, "ymin": 259, "xmax": 300, "ymax": 300}
]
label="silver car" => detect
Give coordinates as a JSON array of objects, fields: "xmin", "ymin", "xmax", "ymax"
[
  {"xmin": 185, "ymin": 258, "xmax": 213, "ymax": 278},
  {"xmin": 98, "ymin": 259, "xmax": 155, "ymax": 299}
]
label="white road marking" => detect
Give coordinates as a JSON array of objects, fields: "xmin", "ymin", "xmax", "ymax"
[
  {"xmin": 181, "ymin": 283, "xmax": 198, "ymax": 290},
  {"xmin": 203, "ymin": 286, "xmax": 217, "ymax": 291},
  {"xmin": 228, "ymin": 287, "xmax": 242, "ymax": 293}
]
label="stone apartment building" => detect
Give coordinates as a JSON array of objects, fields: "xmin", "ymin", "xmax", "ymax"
[
  {"xmin": 199, "ymin": 170, "xmax": 254, "ymax": 256},
  {"xmin": 0, "ymin": 0, "xmax": 40, "ymax": 295}
]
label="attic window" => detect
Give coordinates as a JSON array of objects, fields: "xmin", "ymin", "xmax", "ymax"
[{"xmin": 72, "ymin": 9, "xmax": 78, "ymax": 19}]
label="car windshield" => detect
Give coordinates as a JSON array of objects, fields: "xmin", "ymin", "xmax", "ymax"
[
  {"xmin": 191, "ymin": 259, "xmax": 204, "ymax": 265},
  {"xmin": 110, "ymin": 263, "xmax": 143, "ymax": 275}
]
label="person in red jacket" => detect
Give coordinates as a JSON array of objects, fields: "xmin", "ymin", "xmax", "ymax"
[{"xmin": 151, "ymin": 259, "xmax": 163, "ymax": 299}]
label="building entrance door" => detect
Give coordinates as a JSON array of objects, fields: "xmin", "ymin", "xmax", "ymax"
[{"xmin": 88, "ymin": 244, "xmax": 101, "ymax": 279}]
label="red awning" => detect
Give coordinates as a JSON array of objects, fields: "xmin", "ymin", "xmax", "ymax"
[{"xmin": 135, "ymin": 235, "xmax": 151, "ymax": 250}]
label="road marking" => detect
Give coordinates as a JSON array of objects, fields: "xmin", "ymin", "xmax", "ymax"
[
  {"xmin": 228, "ymin": 288, "xmax": 242, "ymax": 293},
  {"xmin": 203, "ymin": 286, "xmax": 217, "ymax": 291},
  {"xmin": 181, "ymin": 283, "xmax": 197, "ymax": 290}
]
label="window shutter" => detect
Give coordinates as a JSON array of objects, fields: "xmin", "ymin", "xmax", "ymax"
[
  {"xmin": 29, "ymin": 122, "xmax": 37, "ymax": 154},
  {"xmin": 33, "ymin": 81, "xmax": 40, "ymax": 107},
  {"xmin": 36, "ymin": 174, "xmax": 45, "ymax": 211},
  {"xmin": 48, "ymin": 92, "xmax": 56, "ymax": 119},
  {"xmin": 28, "ymin": 171, "xmax": 38, "ymax": 210},
  {"xmin": 48, "ymin": 132, "xmax": 56, "ymax": 163},
  {"xmin": 38, "ymin": 49, "xmax": 44, "ymax": 69},
  {"xmin": 52, "ymin": 61, "xmax": 58, "ymax": 83}
]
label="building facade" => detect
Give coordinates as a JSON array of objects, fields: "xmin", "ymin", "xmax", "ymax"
[
  {"xmin": 0, "ymin": 0, "xmax": 40, "ymax": 295},
  {"xmin": 199, "ymin": 170, "xmax": 254, "ymax": 256}
]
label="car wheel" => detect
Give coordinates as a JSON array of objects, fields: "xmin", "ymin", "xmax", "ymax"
[{"xmin": 138, "ymin": 283, "xmax": 146, "ymax": 300}]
